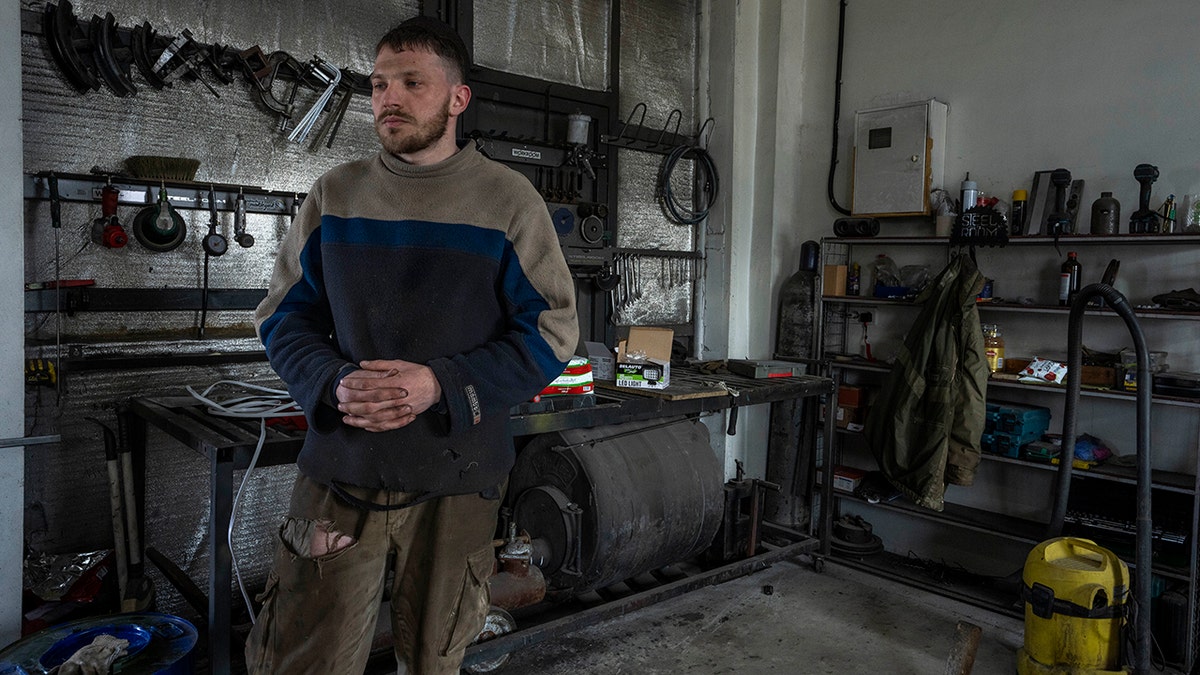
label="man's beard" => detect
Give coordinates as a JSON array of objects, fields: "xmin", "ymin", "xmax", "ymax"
[{"xmin": 376, "ymin": 102, "xmax": 450, "ymax": 156}]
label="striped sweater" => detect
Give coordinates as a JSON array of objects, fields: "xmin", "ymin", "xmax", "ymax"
[{"xmin": 255, "ymin": 142, "xmax": 578, "ymax": 500}]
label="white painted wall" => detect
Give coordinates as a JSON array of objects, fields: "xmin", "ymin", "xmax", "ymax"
[{"xmin": 1, "ymin": 2, "xmax": 25, "ymax": 647}]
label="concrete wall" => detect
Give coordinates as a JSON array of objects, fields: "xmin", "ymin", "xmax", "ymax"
[{"xmin": 1, "ymin": 2, "xmax": 25, "ymax": 647}]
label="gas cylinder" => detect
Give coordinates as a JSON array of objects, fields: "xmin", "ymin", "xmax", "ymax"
[
  {"xmin": 775, "ymin": 240, "xmax": 819, "ymax": 359},
  {"xmin": 1017, "ymin": 537, "xmax": 1129, "ymax": 674}
]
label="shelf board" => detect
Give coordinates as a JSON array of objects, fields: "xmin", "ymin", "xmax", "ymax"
[
  {"xmin": 835, "ymin": 490, "xmax": 1047, "ymax": 544},
  {"xmin": 980, "ymin": 453, "xmax": 1198, "ymax": 494},
  {"xmin": 825, "ymin": 359, "xmax": 1200, "ymax": 409},
  {"xmin": 832, "ymin": 490, "xmax": 1193, "ymax": 581},
  {"xmin": 821, "ymin": 296, "xmax": 1200, "ymax": 321},
  {"xmin": 985, "ymin": 377, "xmax": 1200, "ymax": 409},
  {"xmin": 829, "ymin": 550, "xmax": 1025, "ymax": 620},
  {"xmin": 822, "ymin": 295, "xmax": 915, "ymax": 306},
  {"xmin": 976, "ymin": 301, "xmax": 1200, "ymax": 321},
  {"xmin": 824, "ymin": 234, "xmax": 1200, "ymax": 246},
  {"xmin": 829, "ymin": 437, "xmax": 1198, "ymax": 494}
]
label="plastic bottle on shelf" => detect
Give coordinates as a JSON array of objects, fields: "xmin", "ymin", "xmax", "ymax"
[
  {"xmin": 960, "ymin": 173, "xmax": 978, "ymax": 213},
  {"xmin": 1059, "ymin": 251, "xmax": 1082, "ymax": 306},
  {"xmin": 982, "ymin": 324, "xmax": 1005, "ymax": 373},
  {"xmin": 847, "ymin": 262, "xmax": 861, "ymax": 296}
]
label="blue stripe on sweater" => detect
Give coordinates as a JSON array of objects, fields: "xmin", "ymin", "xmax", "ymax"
[
  {"xmin": 262, "ymin": 217, "xmax": 565, "ymax": 378},
  {"xmin": 260, "ymin": 227, "xmax": 325, "ymax": 349},
  {"xmin": 322, "ymin": 215, "xmax": 507, "ymax": 258},
  {"xmin": 498, "ymin": 238, "xmax": 562, "ymax": 379}
]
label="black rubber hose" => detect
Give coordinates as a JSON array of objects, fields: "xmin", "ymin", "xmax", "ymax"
[
  {"xmin": 826, "ymin": 0, "xmax": 851, "ymax": 216},
  {"xmin": 1046, "ymin": 282, "xmax": 1151, "ymax": 674}
]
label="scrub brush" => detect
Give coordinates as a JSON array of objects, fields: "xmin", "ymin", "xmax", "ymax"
[{"xmin": 124, "ymin": 156, "xmax": 201, "ymax": 182}]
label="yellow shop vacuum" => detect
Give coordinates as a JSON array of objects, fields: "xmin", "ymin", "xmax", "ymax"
[{"xmin": 1018, "ymin": 537, "xmax": 1129, "ymax": 674}]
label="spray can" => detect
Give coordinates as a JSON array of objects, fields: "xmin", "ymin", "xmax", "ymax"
[{"xmin": 1011, "ymin": 189, "xmax": 1028, "ymax": 235}]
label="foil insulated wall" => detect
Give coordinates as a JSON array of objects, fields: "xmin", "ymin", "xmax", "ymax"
[
  {"xmin": 473, "ymin": 0, "xmax": 610, "ymax": 91},
  {"xmin": 23, "ymin": 0, "xmax": 418, "ymax": 336},
  {"xmin": 22, "ymin": 0, "xmax": 418, "ymax": 620},
  {"xmin": 613, "ymin": 0, "xmax": 700, "ymax": 327},
  {"xmin": 471, "ymin": 0, "xmax": 702, "ymax": 328}
]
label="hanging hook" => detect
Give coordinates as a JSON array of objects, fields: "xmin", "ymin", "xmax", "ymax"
[
  {"xmin": 653, "ymin": 109, "xmax": 683, "ymax": 149},
  {"xmin": 612, "ymin": 102, "xmax": 648, "ymax": 146},
  {"xmin": 696, "ymin": 117, "xmax": 715, "ymax": 149}
]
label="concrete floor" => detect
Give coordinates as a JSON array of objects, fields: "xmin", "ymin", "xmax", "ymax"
[{"xmin": 491, "ymin": 559, "xmax": 1028, "ymax": 675}]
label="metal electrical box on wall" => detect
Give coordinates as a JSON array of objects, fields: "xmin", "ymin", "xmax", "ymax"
[{"xmin": 851, "ymin": 99, "xmax": 947, "ymax": 217}]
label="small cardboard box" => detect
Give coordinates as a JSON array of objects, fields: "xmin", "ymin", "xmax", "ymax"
[
  {"xmin": 615, "ymin": 327, "xmax": 673, "ymax": 389},
  {"xmin": 833, "ymin": 465, "xmax": 866, "ymax": 492},
  {"xmin": 585, "ymin": 341, "xmax": 615, "ymax": 381},
  {"xmin": 820, "ymin": 402, "xmax": 866, "ymax": 431},
  {"xmin": 823, "ymin": 264, "xmax": 848, "ymax": 296},
  {"xmin": 816, "ymin": 465, "xmax": 866, "ymax": 492},
  {"xmin": 837, "ymin": 385, "xmax": 865, "ymax": 407}
]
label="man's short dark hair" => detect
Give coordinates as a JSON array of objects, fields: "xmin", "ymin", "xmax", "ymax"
[{"xmin": 377, "ymin": 15, "xmax": 471, "ymax": 84}]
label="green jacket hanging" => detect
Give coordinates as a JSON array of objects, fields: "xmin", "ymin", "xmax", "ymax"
[{"xmin": 864, "ymin": 253, "xmax": 988, "ymax": 511}]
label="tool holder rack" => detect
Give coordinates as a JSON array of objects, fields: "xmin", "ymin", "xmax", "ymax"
[
  {"xmin": 599, "ymin": 102, "xmax": 714, "ymax": 155},
  {"xmin": 24, "ymin": 172, "xmax": 296, "ymax": 315},
  {"xmin": 24, "ymin": 171, "xmax": 304, "ymax": 217}
]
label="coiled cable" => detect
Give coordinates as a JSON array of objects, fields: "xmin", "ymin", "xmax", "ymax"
[
  {"xmin": 658, "ymin": 143, "xmax": 719, "ymax": 225},
  {"xmin": 187, "ymin": 380, "xmax": 304, "ymax": 624}
]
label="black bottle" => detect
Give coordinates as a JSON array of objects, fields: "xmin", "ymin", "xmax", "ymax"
[{"xmin": 1059, "ymin": 252, "xmax": 1081, "ymax": 306}]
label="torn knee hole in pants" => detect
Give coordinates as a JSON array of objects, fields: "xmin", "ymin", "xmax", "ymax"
[{"xmin": 281, "ymin": 517, "xmax": 357, "ymax": 559}]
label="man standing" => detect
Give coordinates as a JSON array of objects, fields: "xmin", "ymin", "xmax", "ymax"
[{"xmin": 247, "ymin": 15, "xmax": 578, "ymax": 674}]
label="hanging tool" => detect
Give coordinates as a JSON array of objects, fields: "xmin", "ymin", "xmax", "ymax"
[
  {"xmin": 203, "ymin": 185, "xmax": 227, "ymax": 257},
  {"xmin": 153, "ymin": 29, "xmax": 220, "ymax": 98},
  {"xmin": 130, "ymin": 22, "xmax": 168, "ymax": 90},
  {"xmin": 91, "ymin": 183, "xmax": 128, "ymax": 248},
  {"xmin": 233, "ymin": 189, "xmax": 254, "ymax": 248},
  {"xmin": 1129, "ymin": 163, "xmax": 1160, "ymax": 234},
  {"xmin": 49, "ymin": 174, "xmax": 62, "ymax": 230},
  {"xmin": 89, "ymin": 12, "xmax": 136, "ymax": 97},
  {"xmin": 131, "ymin": 185, "xmax": 186, "ymax": 252},
  {"xmin": 237, "ymin": 46, "xmax": 302, "ymax": 118},
  {"xmin": 42, "ymin": 0, "xmax": 99, "ymax": 93},
  {"xmin": 287, "ymin": 57, "xmax": 341, "ymax": 143}
]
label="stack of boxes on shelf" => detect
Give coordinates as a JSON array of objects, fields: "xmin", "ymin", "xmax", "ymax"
[
  {"xmin": 822, "ymin": 385, "xmax": 869, "ymax": 432},
  {"xmin": 981, "ymin": 401, "xmax": 1051, "ymax": 459}
]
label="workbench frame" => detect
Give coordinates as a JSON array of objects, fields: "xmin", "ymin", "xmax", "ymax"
[{"xmin": 124, "ymin": 365, "xmax": 834, "ymax": 673}]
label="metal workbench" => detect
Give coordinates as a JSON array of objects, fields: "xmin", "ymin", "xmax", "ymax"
[{"xmin": 124, "ymin": 364, "xmax": 834, "ymax": 673}]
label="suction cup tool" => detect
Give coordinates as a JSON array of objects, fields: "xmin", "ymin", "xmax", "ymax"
[{"xmin": 132, "ymin": 188, "xmax": 187, "ymax": 252}]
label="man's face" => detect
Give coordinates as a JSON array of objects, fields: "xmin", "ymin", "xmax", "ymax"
[{"xmin": 370, "ymin": 46, "xmax": 469, "ymax": 164}]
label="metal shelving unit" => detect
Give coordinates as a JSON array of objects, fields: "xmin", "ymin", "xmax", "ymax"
[{"xmin": 815, "ymin": 233, "xmax": 1200, "ymax": 671}]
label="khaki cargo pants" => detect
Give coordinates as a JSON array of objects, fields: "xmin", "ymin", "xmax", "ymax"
[{"xmin": 245, "ymin": 474, "xmax": 501, "ymax": 675}]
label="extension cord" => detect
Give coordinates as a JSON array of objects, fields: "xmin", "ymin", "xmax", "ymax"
[{"xmin": 187, "ymin": 381, "xmax": 304, "ymax": 624}]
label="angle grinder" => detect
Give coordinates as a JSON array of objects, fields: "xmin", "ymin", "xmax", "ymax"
[{"xmin": 132, "ymin": 186, "xmax": 186, "ymax": 252}]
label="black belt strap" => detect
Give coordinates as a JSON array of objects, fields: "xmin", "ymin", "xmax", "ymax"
[{"xmin": 1022, "ymin": 581, "xmax": 1125, "ymax": 620}]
